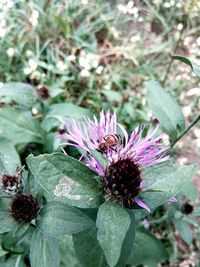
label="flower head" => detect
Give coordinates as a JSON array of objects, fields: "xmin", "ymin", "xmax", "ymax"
[
  {"xmin": 60, "ymin": 111, "xmax": 169, "ymax": 212},
  {"xmin": 61, "ymin": 111, "xmax": 123, "ymax": 154},
  {"xmin": 10, "ymin": 194, "xmax": 39, "ymax": 223},
  {"xmin": 2, "ymin": 174, "xmax": 23, "ymax": 196}
]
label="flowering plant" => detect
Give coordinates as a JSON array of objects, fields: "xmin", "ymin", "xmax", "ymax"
[{"xmin": 0, "ymin": 0, "xmax": 199, "ymax": 266}]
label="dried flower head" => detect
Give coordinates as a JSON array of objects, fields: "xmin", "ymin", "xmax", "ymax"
[
  {"xmin": 60, "ymin": 111, "xmax": 170, "ymax": 212},
  {"xmin": 10, "ymin": 194, "xmax": 39, "ymax": 223},
  {"xmin": 36, "ymin": 85, "xmax": 50, "ymax": 100},
  {"xmin": 2, "ymin": 167, "xmax": 23, "ymax": 195}
]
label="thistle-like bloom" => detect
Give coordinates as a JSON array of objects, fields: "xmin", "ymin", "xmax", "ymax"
[
  {"xmin": 60, "ymin": 110, "xmax": 122, "ymax": 154},
  {"xmin": 60, "ymin": 111, "xmax": 170, "ymax": 212}
]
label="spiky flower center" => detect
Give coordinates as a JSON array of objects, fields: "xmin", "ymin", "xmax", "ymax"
[
  {"xmin": 10, "ymin": 195, "xmax": 39, "ymax": 223},
  {"xmin": 104, "ymin": 158, "xmax": 142, "ymax": 208}
]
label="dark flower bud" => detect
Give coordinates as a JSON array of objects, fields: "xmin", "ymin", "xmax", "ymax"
[
  {"xmin": 181, "ymin": 202, "xmax": 194, "ymax": 215},
  {"xmin": 10, "ymin": 195, "xmax": 39, "ymax": 223},
  {"xmin": 36, "ymin": 85, "xmax": 50, "ymax": 100},
  {"xmin": 58, "ymin": 128, "xmax": 66, "ymax": 134}
]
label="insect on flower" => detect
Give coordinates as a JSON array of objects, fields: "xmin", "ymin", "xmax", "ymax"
[
  {"xmin": 98, "ymin": 134, "xmax": 122, "ymax": 153},
  {"xmin": 58, "ymin": 111, "xmax": 170, "ymax": 212}
]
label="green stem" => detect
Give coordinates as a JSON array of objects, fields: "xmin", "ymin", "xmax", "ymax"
[
  {"xmin": 148, "ymin": 213, "xmax": 169, "ymax": 225},
  {"xmin": 171, "ymin": 114, "xmax": 200, "ymax": 147},
  {"xmin": 162, "ymin": 17, "xmax": 187, "ymax": 86}
]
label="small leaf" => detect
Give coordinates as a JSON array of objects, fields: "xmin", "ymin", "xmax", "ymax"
[
  {"xmin": 181, "ymin": 180, "xmax": 198, "ymax": 201},
  {"xmin": 146, "ymin": 80, "xmax": 185, "ymax": 141},
  {"xmin": 42, "ymin": 103, "xmax": 91, "ymax": 131},
  {"xmin": 96, "ymin": 202, "xmax": 131, "ymax": 267},
  {"xmin": 172, "ymin": 55, "xmax": 193, "ymax": 70},
  {"xmin": 36, "ymin": 202, "xmax": 95, "ymax": 236},
  {"xmin": 102, "ymin": 90, "xmax": 123, "ymax": 103},
  {"xmin": 30, "ymin": 229, "xmax": 60, "ymax": 267},
  {"xmin": 128, "ymin": 228, "xmax": 168, "ymax": 266},
  {"xmin": 0, "ymin": 108, "xmax": 44, "ymax": 145},
  {"xmin": 12, "ymin": 223, "xmax": 30, "ymax": 237},
  {"xmin": 73, "ymin": 228, "xmax": 108, "ymax": 267},
  {"xmin": 0, "ymin": 82, "xmax": 37, "ymax": 107},
  {"xmin": 172, "ymin": 219, "xmax": 193, "ymax": 245},
  {"xmin": 172, "ymin": 55, "xmax": 200, "ymax": 77},
  {"xmin": 27, "ymin": 153, "xmax": 104, "ymax": 208},
  {"xmin": 0, "ymin": 209, "xmax": 18, "ymax": 234},
  {"xmin": 0, "ymin": 138, "xmax": 21, "ymax": 174},
  {"xmin": 139, "ymin": 162, "xmax": 196, "ymax": 211}
]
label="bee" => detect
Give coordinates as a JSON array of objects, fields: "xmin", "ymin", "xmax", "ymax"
[{"xmin": 98, "ymin": 134, "xmax": 121, "ymax": 152}]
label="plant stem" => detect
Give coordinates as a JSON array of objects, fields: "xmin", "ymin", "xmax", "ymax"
[
  {"xmin": 162, "ymin": 16, "xmax": 187, "ymax": 86},
  {"xmin": 148, "ymin": 213, "xmax": 169, "ymax": 225},
  {"xmin": 171, "ymin": 114, "xmax": 200, "ymax": 147}
]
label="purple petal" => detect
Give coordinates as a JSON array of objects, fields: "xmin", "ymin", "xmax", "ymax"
[
  {"xmin": 168, "ymin": 197, "xmax": 177, "ymax": 203},
  {"xmin": 135, "ymin": 197, "xmax": 150, "ymax": 213}
]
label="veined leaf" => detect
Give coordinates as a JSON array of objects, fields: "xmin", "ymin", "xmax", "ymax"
[
  {"xmin": 0, "ymin": 108, "xmax": 44, "ymax": 145},
  {"xmin": 146, "ymin": 80, "xmax": 185, "ymax": 141},
  {"xmin": 96, "ymin": 202, "xmax": 131, "ymax": 267},
  {"xmin": 27, "ymin": 153, "xmax": 104, "ymax": 208},
  {"xmin": 128, "ymin": 228, "xmax": 168, "ymax": 266},
  {"xmin": 36, "ymin": 202, "xmax": 95, "ymax": 236},
  {"xmin": 0, "ymin": 82, "xmax": 37, "ymax": 107},
  {"xmin": 30, "ymin": 229, "xmax": 60, "ymax": 267},
  {"xmin": 140, "ymin": 162, "xmax": 196, "ymax": 211},
  {"xmin": 0, "ymin": 138, "xmax": 21, "ymax": 174}
]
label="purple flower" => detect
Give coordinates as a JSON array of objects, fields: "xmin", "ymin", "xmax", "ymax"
[
  {"xmin": 60, "ymin": 110, "xmax": 126, "ymax": 154},
  {"xmin": 60, "ymin": 111, "xmax": 170, "ymax": 212}
]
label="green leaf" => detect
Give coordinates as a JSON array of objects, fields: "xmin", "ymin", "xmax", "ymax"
[
  {"xmin": 0, "ymin": 255, "xmax": 26, "ymax": 267},
  {"xmin": 181, "ymin": 180, "xmax": 198, "ymax": 201},
  {"xmin": 128, "ymin": 228, "xmax": 168, "ymax": 266},
  {"xmin": 73, "ymin": 228, "xmax": 108, "ymax": 267},
  {"xmin": 102, "ymin": 90, "xmax": 123, "ymax": 103},
  {"xmin": 0, "ymin": 138, "xmax": 21, "ymax": 174},
  {"xmin": 172, "ymin": 55, "xmax": 200, "ymax": 77},
  {"xmin": 59, "ymin": 236, "xmax": 80, "ymax": 267},
  {"xmin": 116, "ymin": 210, "xmax": 135, "ymax": 267},
  {"xmin": 12, "ymin": 223, "xmax": 30, "ymax": 237},
  {"xmin": 0, "ymin": 108, "xmax": 44, "ymax": 145},
  {"xmin": 96, "ymin": 202, "xmax": 131, "ymax": 267},
  {"xmin": 42, "ymin": 103, "xmax": 91, "ymax": 131},
  {"xmin": 172, "ymin": 55, "xmax": 193, "ymax": 70},
  {"xmin": 172, "ymin": 219, "xmax": 193, "ymax": 245},
  {"xmin": 140, "ymin": 162, "xmax": 196, "ymax": 211},
  {"xmin": 54, "ymin": 15, "xmax": 72, "ymax": 35},
  {"xmin": 36, "ymin": 202, "xmax": 95, "ymax": 237},
  {"xmin": 146, "ymin": 80, "xmax": 185, "ymax": 141},
  {"xmin": 0, "ymin": 82, "xmax": 37, "ymax": 107},
  {"xmin": 0, "ymin": 209, "xmax": 18, "ymax": 234},
  {"xmin": 27, "ymin": 153, "xmax": 104, "ymax": 208},
  {"xmin": 30, "ymin": 229, "xmax": 60, "ymax": 267}
]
